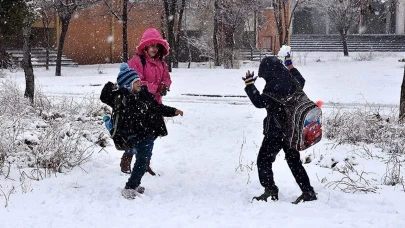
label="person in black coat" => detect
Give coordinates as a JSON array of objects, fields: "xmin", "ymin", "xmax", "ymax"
[
  {"xmin": 100, "ymin": 63, "xmax": 183, "ymax": 199},
  {"xmin": 243, "ymin": 55, "xmax": 317, "ymax": 204}
]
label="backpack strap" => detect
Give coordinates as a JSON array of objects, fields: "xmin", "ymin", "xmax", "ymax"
[
  {"xmin": 292, "ymin": 76, "xmax": 303, "ymax": 92},
  {"xmin": 263, "ymin": 92, "xmax": 292, "ymax": 105},
  {"xmin": 138, "ymin": 54, "xmax": 166, "ymax": 70},
  {"xmin": 138, "ymin": 54, "xmax": 146, "ymax": 69},
  {"xmin": 111, "ymin": 93, "xmax": 124, "ymax": 138}
]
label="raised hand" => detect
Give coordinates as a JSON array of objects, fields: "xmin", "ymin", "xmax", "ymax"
[
  {"xmin": 284, "ymin": 52, "xmax": 292, "ymax": 67},
  {"xmin": 242, "ymin": 70, "xmax": 257, "ymax": 86}
]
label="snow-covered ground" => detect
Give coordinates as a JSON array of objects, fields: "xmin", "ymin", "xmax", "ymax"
[{"xmin": 1, "ymin": 52, "xmax": 405, "ymax": 228}]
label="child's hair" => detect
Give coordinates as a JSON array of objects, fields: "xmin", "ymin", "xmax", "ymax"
[
  {"xmin": 144, "ymin": 43, "xmax": 165, "ymax": 60},
  {"xmin": 156, "ymin": 44, "xmax": 165, "ymax": 60}
]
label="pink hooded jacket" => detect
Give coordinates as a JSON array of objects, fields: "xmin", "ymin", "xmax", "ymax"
[{"xmin": 128, "ymin": 28, "xmax": 171, "ymax": 104}]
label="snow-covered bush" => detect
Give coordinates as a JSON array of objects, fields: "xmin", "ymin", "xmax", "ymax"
[
  {"xmin": 324, "ymin": 160, "xmax": 378, "ymax": 193},
  {"xmin": 326, "ymin": 104, "xmax": 405, "ymax": 154},
  {"xmin": 325, "ymin": 103, "xmax": 405, "ymax": 188},
  {"xmin": 352, "ymin": 52, "xmax": 375, "ymax": 61},
  {"xmin": 294, "ymin": 52, "xmax": 309, "ymax": 65},
  {"xmin": 0, "ymin": 79, "xmax": 109, "ymax": 177},
  {"xmin": 0, "ymin": 69, "xmax": 6, "ymax": 78}
]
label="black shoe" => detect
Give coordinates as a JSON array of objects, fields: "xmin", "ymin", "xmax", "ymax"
[
  {"xmin": 292, "ymin": 190, "xmax": 317, "ymax": 204},
  {"xmin": 252, "ymin": 186, "xmax": 279, "ymax": 202}
]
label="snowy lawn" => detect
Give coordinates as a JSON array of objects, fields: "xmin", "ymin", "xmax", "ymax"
[{"xmin": 1, "ymin": 52, "xmax": 405, "ymax": 228}]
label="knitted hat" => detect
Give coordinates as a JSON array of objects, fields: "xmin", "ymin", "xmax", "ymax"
[{"xmin": 117, "ymin": 63, "xmax": 140, "ymax": 88}]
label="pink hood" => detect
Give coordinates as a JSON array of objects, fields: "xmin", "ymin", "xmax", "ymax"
[{"xmin": 136, "ymin": 28, "xmax": 170, "ymax": 57}]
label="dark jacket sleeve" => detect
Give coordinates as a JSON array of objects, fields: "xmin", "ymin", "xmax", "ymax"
[
  {"xmin": 100, "ymin": 82, "xmax": 115, "ymax": 108},
  {"xmin": 289, "ymin": 68, "xmax": 305, "ymax": 88},
  {"xmin": 144, "ymin": 91, "xmax": 177, "ymax": 117},
  {"xmin": 244, "ymin": 84, "xmax": 272, "ymax": 108},
  {"xmin": 156, "ymin": 104, "xmax": 177, "ymax": 117}
]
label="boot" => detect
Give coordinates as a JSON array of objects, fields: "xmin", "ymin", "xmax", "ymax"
[
  {"xmin": 122, "ymin": 186, "xmax": 145, "ymax": 199},
  {"xmin": 252, "ymin": 186, "xmax": 279, "ymax": 202},
  {"xmin": 292, "ymin": 190, "xmax": 317, "ymax": 204},
  {"xmin": 120, "ymin": 153, "xmax": 133, "ymax": 174},
  {"xmin": 146, "ymin": 160, "xmax": 156, "ymax": 176}
]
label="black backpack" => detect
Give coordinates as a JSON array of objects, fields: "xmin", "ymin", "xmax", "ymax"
[
  {"xmin": 109, "ymin": 93, "xmax": 132, "ymax": 151},
  {"xmin": 264, "ymin": 88, "xmax": 322, "ymax": 151}
]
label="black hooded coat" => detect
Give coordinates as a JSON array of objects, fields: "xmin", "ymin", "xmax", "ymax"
[
  {"xmin": 244, "ymin": 56, "xmax": 305, "ymax": 138},
  {"xmin": 100, "ymin": 82, "xmax": 177, "ymax": 140}
]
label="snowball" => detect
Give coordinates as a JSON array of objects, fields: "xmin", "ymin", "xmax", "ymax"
[{"xmin": 277, "ymin": 45, "xmax": 291, "ymax": 58}]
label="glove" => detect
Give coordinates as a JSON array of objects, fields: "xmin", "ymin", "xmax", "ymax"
[
  {"xmin": 284, "ymin": 52, "xmax": 292, "ymax": 67},
  {"xmin": 242, "ymin": 71, "xmax": 257, "ymax": 86},
  {"xmin": 105, "ymin": 81, "xmax": 119, "ymax": 90},
  {"xmin": 157, "ymin": 83, "xmax": 169, "ymax": 96}
]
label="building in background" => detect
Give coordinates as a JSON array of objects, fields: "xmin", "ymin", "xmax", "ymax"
[
  {"xmin": 292, "ymin": 0, "xmax": 405, "ymax": 35},
  {"xmin": 5, "ymin": 0, "xmax": 405, "ymax": 64},
  {"xmin": 62, "ymin": 2, "xmax": 161, "ymax": 65}
]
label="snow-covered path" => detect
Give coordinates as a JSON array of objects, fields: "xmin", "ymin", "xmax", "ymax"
[{"xmin": 3, "ymin": 100, "xmax": 405, "ymax": 228}]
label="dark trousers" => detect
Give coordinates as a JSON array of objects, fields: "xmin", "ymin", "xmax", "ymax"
[
  {"xmin": 257, "ymin": 136, "xmax": 314, "ymax": 193},
  {"xmin": 125, "ymin": 138, "xmax": 154, "ymax": 189}
]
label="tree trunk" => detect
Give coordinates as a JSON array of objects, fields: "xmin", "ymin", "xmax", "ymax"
[
  {"xmin": 213, "ymin": 0, "xmax": 220, "ymax": 66},
  {"xmin": 45, "ymin": 28, "xmax": 50, "ymax": 70},
  {"xmin": 163, "ymin": 0, "xmax": 174, "ymax": 72},
  {"xmin": 386, "ymin": 10, "xmax": 392, "ymax": 34},
  {"xmin": 340, "ymin": 30, "xmax": 349, "ymax": 56},
  {"xmin": 400, "ymin": 65, "xmax": 405, "ymax": 121},
  {"xmin": 282, "ymin": 1, "xmax": 289, "ymax": 45},
  {"xmin": 55, "ymin": 16, "xmax": 71, "ymax": 76},
  {"xmin": 122, "ymin": 0, "xmax": 128, "ymax": 62},
  {"xmin": 41, "ymin": 11, "xmax": 50, "ymax": 70},
  {"xmin": 274, "ymin": 2, "xmax": 284, "ymax": 49},
  {"xmin": 22, "ymin": 24, "xmax": 34, "ymax": 104},
  {"xmin": 223, "ymin": 24, "xmax": 234, "ymax": 69},
  {"xmin": 173, "ymin": 0, "xmax": 185, "ymax": 68}
]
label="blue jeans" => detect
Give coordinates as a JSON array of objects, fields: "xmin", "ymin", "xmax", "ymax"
[
  {"xmin": 124, "ymin": 137, "xmax": 154, "ymax": 159},
  {"xmin": 125, "ymin": 138, "xmax": 154, "ymax": 189}
]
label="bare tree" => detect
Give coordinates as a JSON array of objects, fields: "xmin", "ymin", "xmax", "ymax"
[
  {"xmin": 162, "ymin": 0, "xmax": 186, "ymax": 70},
  {"xmin": 358, "ymin": 0, "xmax": 398, "ymax": 34},
  {"xmin": 50, "ymin": 0, "xmax": 100, "ymax": 76},
  {"xmin": 328, "ymin": 0, "xmax": 361, "ymax": 56},
  {"xmin": 287, "ymin": 0, "xmax": 313, "ymax": 43},
  {"xmin": 272, "ymin": 0, "xmax": 290, "ymax": 47},
  {"xmin": 22, "ymin": 17, "xmax": 35, "ymax": 104},
  {"xmin": 263, "ymin": 0, "xmax": 311, "ymax": 52},
  {"xmin": 37, "ymin": 1, "xmax": 55, "ymax": 70},
  {"xmin": 180, "ymin": 0, "xmax": 216, "ymax": 65},
  {"xmin": 213, "ymin": 0, "xmax": 220, "ymax": 66},
  {"xmin": 400, "ymin": 65, "xmax": 405, "ymax": 122},
  {"xmin": 103, "ymin": 0, "xmax": 141, "ymax": 62},
  {"xmin": 22, "ymin": 0, "xmax": 41, "ymax": 103},
  {"xmin": 312, "ymin": 0, "xmax": 361, "ymax": 56},
  {"xmin": 215, "ymin": 0, "xmax": 257, "ymax": 69},
  {"xmin": 41, "ymin": 10, "xmax": 52, "ymax": 70}
]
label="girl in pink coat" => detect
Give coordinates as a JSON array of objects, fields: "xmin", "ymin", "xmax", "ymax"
[
  {"xmin": 120, "ymin": 28, "xmax": 172, "ymax": 174},
  {"xmin": 128, "ymin": 28, "xmax": 171, "ymax": 104}
]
